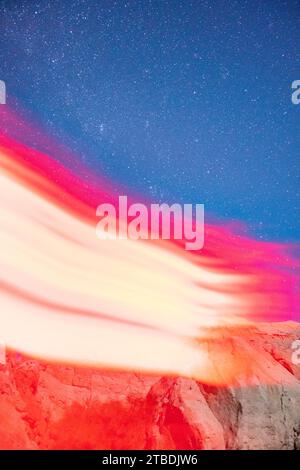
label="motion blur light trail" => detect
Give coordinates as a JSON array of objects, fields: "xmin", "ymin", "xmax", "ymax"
[{"xmin": 0, "ymin": 112, "xmax": 299, "ymax": 386}]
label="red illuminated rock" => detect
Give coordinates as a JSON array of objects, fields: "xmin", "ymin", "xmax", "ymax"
[{"xmin": 0, "ymin": 322, "xmax": 299, "ymax": 450}]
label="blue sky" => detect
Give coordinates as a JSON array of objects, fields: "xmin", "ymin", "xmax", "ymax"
[{"xmin": 1, "ymin": 0, "xmax": 300, "ymax": 241}]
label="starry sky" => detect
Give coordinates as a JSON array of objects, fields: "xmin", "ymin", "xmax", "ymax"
[{"xmin": 1, "ymin": 0, "xmax": 300, "ymax": 242}]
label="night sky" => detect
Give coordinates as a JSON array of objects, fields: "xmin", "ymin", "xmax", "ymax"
[{"xmin": 1, "ymin": 0, "xmax": 300, "ymax": 242}]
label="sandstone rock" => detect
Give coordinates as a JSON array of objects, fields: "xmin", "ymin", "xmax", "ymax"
[{"xmin": 0, "ymin": 322, "xmax": 299, "ymax": 449}]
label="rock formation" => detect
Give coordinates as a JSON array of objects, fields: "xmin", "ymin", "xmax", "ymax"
[{"xmin": 0, "ymin": 322, "xmax": 299, "ymax": 449}]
